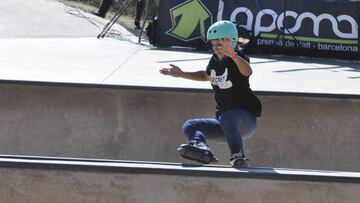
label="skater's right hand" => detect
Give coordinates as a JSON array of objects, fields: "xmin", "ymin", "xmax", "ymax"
[{"xmin": 159, "ymin": 64, "xmax": 184, "ymax": 78}]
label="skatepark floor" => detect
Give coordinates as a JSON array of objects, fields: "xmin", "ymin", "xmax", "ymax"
[{"xmin": 0, "ymin": 0, "xmax": 359, "ymax": 96}]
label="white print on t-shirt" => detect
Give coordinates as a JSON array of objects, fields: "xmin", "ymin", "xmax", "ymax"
[{"xmin": 210, "ymin": 68, "xmax": 233, "ymax": 89}]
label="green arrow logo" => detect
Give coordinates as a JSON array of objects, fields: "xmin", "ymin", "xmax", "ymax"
[{"xmin": 166, "ymin": 0, "xmax": 213, "ymax": 42}]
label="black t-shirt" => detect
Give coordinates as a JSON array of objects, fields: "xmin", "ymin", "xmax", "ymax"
[{"xmin": 206, "ymin": 51, "xmax": 262, "ymax": 117}]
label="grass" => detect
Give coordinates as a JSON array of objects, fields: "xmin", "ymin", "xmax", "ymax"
[{"xmin": 58, "ymin": 0, "xmax": 138, "ymax": 28}]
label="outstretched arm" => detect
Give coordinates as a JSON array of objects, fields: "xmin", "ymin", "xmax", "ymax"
[{"xmin": 159, "ymin": 64, "xmax": 210, "ymax": 81}]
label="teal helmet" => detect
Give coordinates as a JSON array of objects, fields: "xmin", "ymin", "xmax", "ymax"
[{"xmin": 207, "ymin": 20, "xmax": 238, "ymax": 49}]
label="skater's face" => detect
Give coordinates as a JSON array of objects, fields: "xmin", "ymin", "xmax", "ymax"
[{"xmin": 211, "ymin": 39, "xmax": 225, "ymax": 59}]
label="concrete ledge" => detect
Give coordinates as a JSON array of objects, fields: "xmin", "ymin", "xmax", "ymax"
[
  {"xmin": 1, "ymin": 79, "xmax": 359, "ymax": 99},
  {"xmin": 0, "ymin": 155, "xmax": 360, "ymax": 203}
]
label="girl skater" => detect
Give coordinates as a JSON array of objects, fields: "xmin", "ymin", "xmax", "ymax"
[{"xmin": 160, "ymin": 21, "xmax": 262, "ymax": 168}]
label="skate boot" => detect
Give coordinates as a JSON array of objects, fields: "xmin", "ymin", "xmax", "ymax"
[
  {"xmin": 177, "ymin": 140, "xmax": 218, "ymax": 164},
  {"xmin": 230, "ymin": 151, "xmax": 249, "ymax": 168}
]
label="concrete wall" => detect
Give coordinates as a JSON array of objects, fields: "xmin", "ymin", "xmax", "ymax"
[
  {"xmin": 0, "ymin": 167, "xmax": 359, "ymax": 203},
  {"xmin": 0, "ymin": 83, "xmax": 359, "ymax": 171}
]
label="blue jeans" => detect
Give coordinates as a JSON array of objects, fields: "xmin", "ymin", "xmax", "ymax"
[{"xmin": 182, "ymin": 108, "xmax": 257, "ymax": 154}]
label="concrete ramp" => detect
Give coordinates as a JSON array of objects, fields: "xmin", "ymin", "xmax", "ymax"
[
  {"xmin": 0, "ymin": 155, "xmax": 359, "ymax": 203},
  {"xmin": 0, "ymin": 82, "xmax": 359, "ymax": 172}
]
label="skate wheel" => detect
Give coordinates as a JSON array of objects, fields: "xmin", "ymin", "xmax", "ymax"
[
  {"xmin": 202, "ymin": 156, "xmax": 211, "ymax": 163},
  {"xmin": 232, "ymin": 160, "xmax": 248, "ymax": 168},
  {"xmin": 211, "ymin": 157, "xmax": 218, "ymax": 163}
]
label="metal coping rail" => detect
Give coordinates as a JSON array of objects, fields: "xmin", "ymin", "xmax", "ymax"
[{"xmin": 0, "ymin": 154, "xmax": 359, "ymax": 183}]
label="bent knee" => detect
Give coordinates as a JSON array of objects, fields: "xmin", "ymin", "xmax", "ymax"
[{"xmin": 182, "ymin": 119, "xmax": 196, "ymax": 134}]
